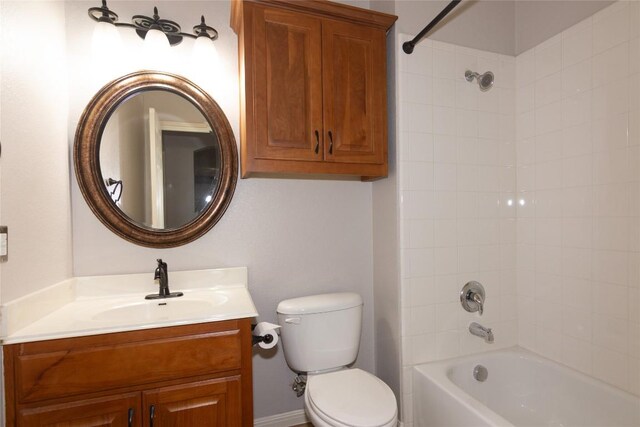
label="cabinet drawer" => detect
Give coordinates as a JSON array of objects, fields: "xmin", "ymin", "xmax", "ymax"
[
  {"xmin": 12, "ymin": 323, "xmax": 242, "ymax": 403},
  {"xmin": 18, "ymin": 392, "xmax": 140, "ymax": 427}
]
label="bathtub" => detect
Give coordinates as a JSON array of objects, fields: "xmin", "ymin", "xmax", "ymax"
[{"xmin": 413, "ymin": 347, "xmax": 640, "ymax": 427}]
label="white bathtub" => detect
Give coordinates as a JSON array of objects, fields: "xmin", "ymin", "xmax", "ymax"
[{"xmin": 413, "ymin": 347, "xmax": 640, "ymax": 427}]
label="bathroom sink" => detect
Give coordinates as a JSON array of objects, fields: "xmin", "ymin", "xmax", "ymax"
[
  {"xmin": 92, "ymin": 295, "xmax": 228, "ymax": 322},
  {"xmin": 1, "ymin": 267, "xmax": 258, "ymax": 344}
]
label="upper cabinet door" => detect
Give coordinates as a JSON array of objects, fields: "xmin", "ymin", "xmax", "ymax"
[
  {"xmin": 252, "ymin": 7, "xmax": 323, "ymax": 161},
  {"xmin": 322, "ymin": 19, "xmax": 386, "ymax": 165}
]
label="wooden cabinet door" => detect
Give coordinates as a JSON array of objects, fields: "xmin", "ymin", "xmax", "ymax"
[
  {"xmin": 322, "ymin": 19, "xmax": 387, "ymax": 165},
  {"xmin": 252, "ymin": 6, "xmax": 323, "ymax": 162},
  {"xmin": 18, "ymin": 393, "xmax": 140, "ymax": 427},
  {"xmin": 143, "ymin": 377, "xmax": 242, "ymax": 427}
]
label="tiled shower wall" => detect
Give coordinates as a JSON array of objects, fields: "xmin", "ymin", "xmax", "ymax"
[
  {"xmin": 515, "ymin": 0, "xmax": 640, "ymax": 396},
  {"xmin": 397, "ymin": 35, "xmax": 517, "ymax": 425},
  {"xmin": 397, "ymin": 1, "xmax": 640, "ymax": 424}
]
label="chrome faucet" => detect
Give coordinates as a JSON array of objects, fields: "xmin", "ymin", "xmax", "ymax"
[
  {"xmin": 460, "ymin": 281, "xmax": 485, "ymax": 315},
  {"xmin": 145, "ymin": 259, "xmax": 183, "ymax": 300},
  {"xmin": 469, "ymin": 322, "xmax": 494, "ymax": 343}
]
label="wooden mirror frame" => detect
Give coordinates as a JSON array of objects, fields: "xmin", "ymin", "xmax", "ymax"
[{"xmin": 74, "ymin": 71, "xmax": 238, "ymax": 248}]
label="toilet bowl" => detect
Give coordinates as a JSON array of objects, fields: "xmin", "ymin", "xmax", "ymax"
[
  {"xmin": 276, "ymin": 293, "xmax": 398, "ymax": 427},
  {"xmin": 304, "ymin": 368, "xmax": 397, "ymax": 427}
]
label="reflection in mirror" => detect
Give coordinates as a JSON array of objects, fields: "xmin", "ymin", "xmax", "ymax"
[{"xmin": 99, "ymin": 91, "xmax": 221, "ymax": 230}]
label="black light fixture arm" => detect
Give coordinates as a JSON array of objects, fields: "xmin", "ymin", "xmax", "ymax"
[
  {"xmin": 88, "ymin": 0, "xmax": 218, "ymax": 47},
  {"xmin": 403, "ymin": 0, "xmax": 462, "ymax": 54}
]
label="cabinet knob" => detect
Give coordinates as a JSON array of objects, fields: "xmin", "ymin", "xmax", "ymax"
[
  {"xmin": 314, "ymin": 130, "xmax": 320, "ymax": 154},
  {"xmin": 128, "ymin": 408, "xmax": 134, "ymax": 427},
  {"xmin": 328, "ymin": 131, "xmax": 334, "ymax": 155}
]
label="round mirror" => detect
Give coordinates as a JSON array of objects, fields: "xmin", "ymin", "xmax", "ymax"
[{"xmin": 75, "ymin": 72, "xmax": 237, "ymax": 248}]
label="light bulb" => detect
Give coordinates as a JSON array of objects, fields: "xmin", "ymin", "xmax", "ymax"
[
  {"xmin": 192, "ymin": 36, "xmax": 219, "ymax": 67},
  {"xmin": 143, "ymin": 28, "xmax": 170, "ymax": 70},
  {"xmin": 144, "ymin": 28, "xmax": 170, "ymax": 50},
  {"xmin": 91, "ymin": 21, "xmax": 121, "ymax": 56}
]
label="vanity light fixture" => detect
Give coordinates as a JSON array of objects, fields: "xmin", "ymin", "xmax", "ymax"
[
  {"xmin": 105, "ymin": 178, "xmax": 123, "ymax": 203},
  {"xmin": 88, "ymin": 0, "xmax": 218, "ymax": 48}
]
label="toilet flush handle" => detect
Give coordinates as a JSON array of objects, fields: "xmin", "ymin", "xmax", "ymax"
[{"xmin": 285, "ymin": 317, "xmax": 301, "ymax": 325}]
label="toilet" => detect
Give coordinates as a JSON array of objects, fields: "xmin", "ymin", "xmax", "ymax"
[{"xmin": 277, "ymin": 293, "xmax": 398, "ymax": 427}]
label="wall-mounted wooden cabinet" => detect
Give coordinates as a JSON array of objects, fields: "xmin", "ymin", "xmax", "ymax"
[
  {"xmin": 4, "ymin": 319, "xmax": 253, "ymax": 426},
  {"xmin": 231, "ymin": 0, "xmax": 397, "ymax": 180}
]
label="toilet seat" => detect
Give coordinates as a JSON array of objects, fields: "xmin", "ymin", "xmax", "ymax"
[{"xmin": 304, "ymin": 368, "xmax": 398, "ymax": 427}]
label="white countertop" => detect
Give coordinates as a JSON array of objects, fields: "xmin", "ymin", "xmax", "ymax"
[{"xmin": 1, "ymin": 267, "xmax": 258, "ymax": 345}]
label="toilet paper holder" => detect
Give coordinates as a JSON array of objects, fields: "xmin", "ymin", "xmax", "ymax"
[
  {"xmin": 251, "ymin": 322, "xmax": 281, "ymax": 348},
  {"xmin": 251, "ymin": 330, "xmax": 274, "ymax": 346}
]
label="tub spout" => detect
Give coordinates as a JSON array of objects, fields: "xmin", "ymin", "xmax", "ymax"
[{"xmin": 469, "ymin": 322, "xmax": 494, "ymax": 343}]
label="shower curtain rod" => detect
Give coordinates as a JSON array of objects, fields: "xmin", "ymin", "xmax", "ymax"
[{"xmin": 402, "ymin": 0, "xmax": 462, "ymax": 54}]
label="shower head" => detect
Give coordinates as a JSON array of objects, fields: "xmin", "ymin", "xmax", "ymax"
[{"xmin": 465, "ymin": 70, "xmax": 494, "ymax": 91}]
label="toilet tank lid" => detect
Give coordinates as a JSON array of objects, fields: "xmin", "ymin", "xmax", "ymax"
[{"xmin": 277, "ymin": 292, "xmax": 363, "ymax": 315}]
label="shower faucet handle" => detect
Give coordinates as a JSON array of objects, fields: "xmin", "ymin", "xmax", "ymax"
[
  {"xmin": 472, "ymin": 292, "xmax": 484, "ymax": 316},
  {"xmin": 460, "ymin": 281, "xmax": 486, "ymax": 315}
]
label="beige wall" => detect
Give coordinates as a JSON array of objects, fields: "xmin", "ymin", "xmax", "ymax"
[
  {"xmin": 64, "ymin": 0, "xmax": 375, "ymax": 419},
  {"xmin": 371, "ymin": 18, "xmax": 402, "ymax": 409},
  {"xmin": 0, "ymin": 1, "xmax": 73, "ymax": 303}
]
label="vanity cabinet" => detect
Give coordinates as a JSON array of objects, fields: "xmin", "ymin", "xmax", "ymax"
[
  {"xmin": 231, "ymin": 0, "xmax": 397, "ymax": 180},
  {"xmin": 4, "ymin": 319, "xmax": 253, "ymax": 427}
]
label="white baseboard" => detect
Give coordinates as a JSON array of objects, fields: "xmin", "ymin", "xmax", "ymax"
[{"xmin": 254, "ymin": 409, "xmax": 309, "ymax": 427}]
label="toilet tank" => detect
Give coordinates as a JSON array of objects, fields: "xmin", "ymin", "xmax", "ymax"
[{"xmin": 277, "ymin": 293, "xmax": 363, "ymax": 373}]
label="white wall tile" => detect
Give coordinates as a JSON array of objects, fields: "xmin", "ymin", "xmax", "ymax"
[
  {"xmin": 535, "ymin": 36, "xmax": 562, "ymax": 80},
  {"xmin": 562, "ymin": 125, "xmax": 592, "ymax": 158},
  {"xmin": 405, "ymin": 42, "xmax": 433, "ymax": 76},
  {"xmin": 457, "ymin": 136, "xmax": 478, "ymax": 164},
  {"xmin": 535, "ymin": 72, "xmax": 562, "ymax": 107},
  {"xmin": 433, "ymin": 134, "xmax": 458, "ymax": 163},
  {"xmin": 562, "ymin": 336, "xmax": 592, "ymax": 374},
  {"xmin": 517, "ymin": 83, "xmax": 535, "ymax": 114},
  {"xmin": 536, "ymin": 101, "xmax": 563, "ymax": 135},
  {"xmin": 402, "ymin": 102, "xmax": 433, "ymax": 133},
  {"xmin": 592, "ymin": 78, "xmax": 629, "ymax": 120},
  {"xmin": 433, "ymin": 106, "xmax": 456, "ymax": 135},
  {"xmin": 456, "ymin": 80, "xmax": 478, "ymax": 110},
  {"xmin": 562, "ymin": 91, "xmax": 591, "ymax": 128},
  {"xmin": 433, "ymin": 48, "xmax": 455, "ymax": 79},
  {"xmin": 399, "ymin": 6, "xmax": 640, "ymax": 418},
  {"xmin": 592, "ymin": 42, "xmax": 629, "ymax": 88},
  {"xmin": 516, "ymin": 49, "xmax": 536, "ymax": 88},
  {"xmin": 563, "ymin": 20, "xmax": 593, "ymax": 67},
  {"xmin": 515, "ymin": 1, "xmax": 638, "ymax": 394},
  {"xmin": 535, "ymin": 131, "xmax": 563, "ymax": 163},
  {"xmin": 593, "ymin": 1, "xmax": 630, "ymax": 55},
  {"xmin": 432, "ymin": 78, "xmax": 455, "ymax": 107},
  {"xmin": 593, "ymin": 345, "xmax": 629, "ymax": 390},
  {"xmin": 456, "ymin": 109, "xmax": 479, "ymax": 137},
  {"xmin": 630, "ymin": 38, "xmax": 640, "ymax": 74},
  {"xmin": 592, "ymin": 113, "xmax": 629, "ymax": 153},
  {"xmin": 402, "ymin": 72, "xmax": 433, "ymax": 104},
  {"xmin": 562, "ymin": 60, "xmax": 592, "ymax": 99}
]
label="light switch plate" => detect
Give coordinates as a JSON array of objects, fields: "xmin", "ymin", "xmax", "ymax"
[{"xmin": 0, "ymin": 226, "xmax": 8, "ymax": 262}]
